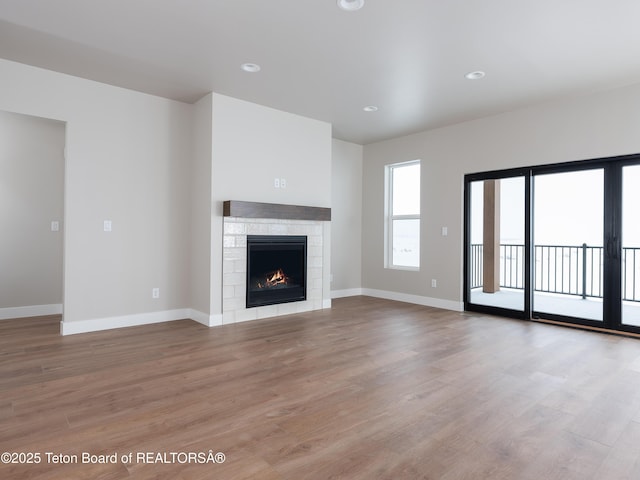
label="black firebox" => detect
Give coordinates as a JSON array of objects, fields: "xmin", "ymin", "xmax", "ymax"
[{"xmin": 246, "ymin": 235, "xmax": 307, "ymax": 308}]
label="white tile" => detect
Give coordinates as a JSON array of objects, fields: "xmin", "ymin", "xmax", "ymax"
[
  {"xmin": 223, "ymin": 247, "xmax": 244, "ymax": 260},
  {"xmin": 223, "ymin": 259, "xmax": 235, "ymax": 273},
  {"xmin": 308, "ymin": 256, "xmax": 323, "ymax": 267},
  {"xmin": 308, "ymin": 289, "xmax": 322, "ymax": 300},
  {"xmin": 308, "ymin": 267, "xmax": 322, "ymax": 279},
  {"xmin": 308, "ymin": 235, "xmax": 323, "ymax": 246},
  {"xmin": 224, "ymin": 222, "xmax": 246, "ymax": 235},
  {"xmin": 236, "ymin": 235, "xmax": 247, "ymax": 247},
  {"xmin": 223, "ymin": 296, "xmax": 245, "ymax": 311},
  {"xmin": 247, "ymin": 223, "xmax": 269, "ymax": 234},
  {"xmin": 269, "ymin": 224, "xmax": 288, "ymax": 235},
  {"xmin": 256, "ymin": 305, "xmax": 278, "ymax": 319},
  {"xmin": 222, "ymin": 311, "xmax": 236, "ymax": 324},
  {"xmin": 276, "ymin": 302, "xmax": 300, "ymax": 316},
  {"xmin": 223, "ymin": 272, "xmax": 245, "ymax": 286},
  {"xmin": 289, "ymin": 225, "xmax": 309, "ymax": 235},
  {"xmin": 235, "ymin": 309, "xmax": 258, "ymax": 323},
  {"xmin": 234, "ymin": 259, "xmax": 246, "ymax": 273}
]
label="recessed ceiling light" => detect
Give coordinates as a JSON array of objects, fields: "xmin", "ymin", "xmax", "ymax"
[
  {"xmin": 363, "ymin": 105, "xmax": 378, "ymax": 112},
  {"xmin": 465, "ymin": 70, "xmax": 486, "ymax": 80},
  {"xmin": 337, "ymin": 0, "xmax": 365, "ymax": 11},
  {"xmin": 241, "ymin": 63, "xmax": 261, "ymax": 73}
]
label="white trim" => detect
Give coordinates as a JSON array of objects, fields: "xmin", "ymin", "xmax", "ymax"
[
  {"xmin": 56, "ymin": 291, "xmax": 461, "ymax": 335},
  {"xmin": 385, "ymin": 160, "xmax": 421, "ymax": 270},
  {"xmin": 0, "ymin": 304, "xmax": 63, "ymax": 320},
  {"xmin": 60, "ymin": 309, "xmax": 192, "ymax": 335},
  {"xmin": 362, "ymin": 288, "xmax": 463, "ymax": 312},
  {"xmin": 331, "ymin": 288, "xmax": 364, "ymax": 299},
  {"xmin": 189, "ymin": 309, "xmax": 223, "ymax": 327}
]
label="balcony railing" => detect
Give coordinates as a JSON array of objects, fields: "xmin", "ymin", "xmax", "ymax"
[{"xmin": 470, "ymin": 243, "xmax": 640, "ymax": 302}]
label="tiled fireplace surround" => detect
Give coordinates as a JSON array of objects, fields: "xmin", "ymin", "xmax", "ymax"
[{"xmin": 222, "ymin": 201, "xmax": 331, "ymax": 324}]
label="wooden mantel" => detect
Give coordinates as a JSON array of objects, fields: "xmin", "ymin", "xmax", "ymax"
[{"xmin": 223, "ymin": 200, "xmax": 331, "ymax": 221}]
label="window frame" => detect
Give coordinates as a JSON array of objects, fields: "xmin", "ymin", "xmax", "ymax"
[{"xmin": 384, "ymin": 159, "xmax": 421, "ymax": 271}]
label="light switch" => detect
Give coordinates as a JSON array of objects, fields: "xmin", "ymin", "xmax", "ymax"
[
  {"xmin": 51, "ymin": 221, "xmax": 60, "ymax": 232},
  {"xmin": 103, "ymin": 220, "xmax": 112, "ymax": 232},
  {"xmin": 441, "ymin": 226, "xmax": 448, "ymax": 236}
]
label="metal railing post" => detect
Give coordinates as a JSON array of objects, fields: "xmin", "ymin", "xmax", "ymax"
[{"xmin": 582, "ymin": 243, "xmax": 587, "ymax": 299}]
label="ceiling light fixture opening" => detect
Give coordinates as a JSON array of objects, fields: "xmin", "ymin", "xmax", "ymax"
[
  {"xmin": 241, "ymin": 63, "xmax": 261, "ymax": 73},
  {"xmin": 363, "ymin": 105, "xmax": 378, "ymax": 112},
  {"xmin": 465, "ymin": 70, "xmax": 486, "ymax": 80},
  {"xmin": 337, "ymin": 0, "xmax": 365, "ymax": 11}
]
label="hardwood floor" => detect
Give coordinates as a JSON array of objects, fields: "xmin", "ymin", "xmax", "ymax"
[{"xmin": 2, "ymin": 296, "xmax": 640, "ymax": 479}]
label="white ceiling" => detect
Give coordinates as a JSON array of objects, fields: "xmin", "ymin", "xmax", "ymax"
[{"xmin": 2, "ymin": 0, "xmax": 640, "ymax": 145}]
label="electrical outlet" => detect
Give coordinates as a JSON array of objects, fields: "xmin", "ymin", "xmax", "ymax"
[
  {"xmin": 51, "ymin": 221, "xmax": 60, "ymax": 232},
  {"xmin": 431, "ymin": 279, "xmax": 437, "ymax": 288},
  {"xmin": 152, "ymin": 288, "xmax": 160, "ymax": 299},
  {"xmin": 274, "ymin": 178, "xmax": 280, "ymax": 188},
  {"xmin": 280, "ymin": 178, "xmax": 287, "ymax": 188},
  {"xmin": 103, "ymin": 220, "xmax": 112, "ymax": 232}
]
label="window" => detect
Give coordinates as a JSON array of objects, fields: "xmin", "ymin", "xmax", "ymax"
[{"xmin": 385, "ymin": 160, "xmax": 421, "ymax": 269}]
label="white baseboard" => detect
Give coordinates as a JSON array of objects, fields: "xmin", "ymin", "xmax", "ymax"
[
  {"xmin": 56, "ymin": 288, "xmax": 462, "ymax": 336},
  {"xmin": 331, "ymin": 288, "xmax": 364, "ymax": 299},
  {"xmin": 329, "ymin": 287, "xmax": 462, "ymax": 312},
  {"xmin": 60, "ymin": 309, "xmax": 192, "ymax": 336},
  {"xmin": 0, "ymin": 304, "xmax": 63, "ymax": 320},
  {"xmin": 362, "ymin": 288, "xmax": 463, "ymax": 312},
  {"xmin": 189, "ymin": 309, "xmax": 223, "ymax": 327}
]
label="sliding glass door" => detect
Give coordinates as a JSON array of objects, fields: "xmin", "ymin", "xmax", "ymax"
[
  {"xmin": 622, "ymin": 164, "xmax": 640, "ymax": 327},
  {"xmin": 465, "ymin": 171, "xmax": 529, "ymax": 318},
  {"xmin": 465, "ymin": 155, "xmax": 640, "ymax": 335},
  {"xmin": 532, "ymin": 168, "xmax": 604, "ymax": 324}
]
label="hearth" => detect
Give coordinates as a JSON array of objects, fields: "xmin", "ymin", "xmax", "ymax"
[{"xmin": 246, "ymin": 235, "xmax": 307, "ymax": 308}]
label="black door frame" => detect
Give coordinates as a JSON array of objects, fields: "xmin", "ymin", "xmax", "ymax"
[{"xmin": 463, "ymin": 167, "xmax": 531, "ymax": 320}]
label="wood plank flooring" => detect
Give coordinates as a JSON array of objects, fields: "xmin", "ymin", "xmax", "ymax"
[{"xmin": 2, "ymin": 296, "xmax": 640, "ymax": 479}]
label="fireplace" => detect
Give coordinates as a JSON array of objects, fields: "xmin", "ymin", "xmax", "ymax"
[{"xmin": 246, "ymin": 235, "xmax": 307, "ymax": 308}]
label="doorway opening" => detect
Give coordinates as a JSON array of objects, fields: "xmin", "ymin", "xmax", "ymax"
[{"xmin": 0, "ymin": 111, "xmax": 65, "ymax": 322}]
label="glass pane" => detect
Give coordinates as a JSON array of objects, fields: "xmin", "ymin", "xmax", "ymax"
[
  {"xmin": 468, "ymin": 177, "xmax": 525, "ymax": 311},
  {"xmin": 533, "ymin": 169, "xmax": 603, "ymax": 322},
  {"xmin": 392, "ymin": 219, "xmax": 420, "ymax": 267},
  {"xmin": 392, "ymin": 163, "xmax": 420, "ymax": 215},
  {"xmin": 622, "ymin": 165, "xmax": 640, "ymax": 326}
]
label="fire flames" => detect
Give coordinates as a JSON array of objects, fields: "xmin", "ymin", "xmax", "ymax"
[{"xmin": 257, "ymin": 268, "xmax": 290, "ymax": 289}]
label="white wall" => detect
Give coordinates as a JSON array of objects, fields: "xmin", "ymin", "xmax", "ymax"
[
  {"xmin": 209, "ymin": 93, "xmax": 332, "ymax": 319},
  {"xmin": 331, "ymin": 139, "xmax": 362, "ymax": 295},
  {"xmin": 362, "ymin": 82, "xmax": 640, "ymax": 309},
  {"xmin": 190, "ymin": 94, "xmax": 213, "ymax": 321},
  {"xmin": 0, "ymin": 59, "xmax": 332, "ymax": 333},
  {"xmin": 0, "ymin": 59, "xmax": 193, "ymax": 333},
  {"xmin": 0, "ymin": 111, "xmax": 64, "ymax": 317}
]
